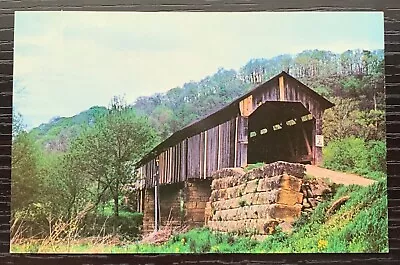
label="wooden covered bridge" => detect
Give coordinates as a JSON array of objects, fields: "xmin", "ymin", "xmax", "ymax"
[{"xmin": 133, "ymin": 71, "xmax": 334, "ymax": 232}]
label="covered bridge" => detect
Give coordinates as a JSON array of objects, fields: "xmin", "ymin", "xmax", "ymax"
[{"xmin": 133, "ymin": 71, "xmax": 334, "ymax": 232}]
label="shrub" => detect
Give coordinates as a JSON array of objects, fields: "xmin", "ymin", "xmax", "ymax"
[
  {"xmin": 81, "ymin": 211, "xmax": 143, "ymax": 240},
  {"xmin": 244, "ymin": 162, "xmax": 265, "ymax": 172},
  {"xmin": 323, "ymin": 137, "xmax": 368, "ymax": 174},
  {"xmin": 367, "ymin": 140, "xmax": 386, "ymax": 172},
  {"xmin": 323, "ymin": 137, "xmax": 386, "ymax": 179},
  {"xmin": 108, "ymin": 213, "xmax": 143, "ymax": 239}
]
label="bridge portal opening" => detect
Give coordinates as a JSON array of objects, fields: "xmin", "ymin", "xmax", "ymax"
[{"xmin": 247, "ymin": 101, "xmax": 315, "ymax": 165}]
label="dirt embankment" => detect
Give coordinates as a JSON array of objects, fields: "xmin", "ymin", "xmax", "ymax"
[{"xmin": 305, "ymin": 165, "xmax": 376, "ymax": 187}]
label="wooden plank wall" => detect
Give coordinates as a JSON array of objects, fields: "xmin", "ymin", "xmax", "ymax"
[
  {"xmin": 206, "ymin": 126, "xmax": 219, "ymax": 177},
  {"xmin": 140, "ymin": 117, "xmax": 245, "ymax": 188},
  {"xmin": 143, "ymin": 159, "xmax": 157, "ymax": 188}
]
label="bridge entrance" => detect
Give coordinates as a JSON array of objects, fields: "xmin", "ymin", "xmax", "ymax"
[{"xmin": 247, "ymin": 101, "xmax": 315, "ymax": 165}]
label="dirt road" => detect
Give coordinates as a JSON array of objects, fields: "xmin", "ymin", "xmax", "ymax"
[{"xmin": 305, "ymin": 165, "xmax": 376, "ymax": 186}]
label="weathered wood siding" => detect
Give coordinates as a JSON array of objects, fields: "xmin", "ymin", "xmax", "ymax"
[
  {"xmin": 139, "ymin": 117, "xmax": 243, "ymax": 188},
  {"xmin": 143, "ymin": 159, "xmax": 158, "ymax": 188},
  {"xmin": 246, "ymin": 77, "xmax": 324, "ymax": 119}
]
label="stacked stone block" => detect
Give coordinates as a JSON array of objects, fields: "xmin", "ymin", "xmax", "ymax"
[
  {"xmin": 142, "ymin": 189, "xmax": 155, "ymax": 233},
  {"xmin": 184, "ymin": 179, "xmax": 212, "ymax": 228},
  {"xmin": 142, "ymin": 179, "xmax": 212, "ymax": 233},
  {"xmin": 159, "ymin": 183, "xmax": 184, "ymax": 227},
  {"xmin": 301, "ymin": 177, "xmax": 332, "ymax": 213},
  {"xmin": 206, "ymin": 161, "xmax": 305, "ymax": 235}
]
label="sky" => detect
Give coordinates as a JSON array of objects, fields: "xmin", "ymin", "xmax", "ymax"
[{"xmin": 13, "ymin": 11, "xmax": 384, "ymax": 130}]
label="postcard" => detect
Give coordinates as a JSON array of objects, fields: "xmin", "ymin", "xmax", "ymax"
[{"xmin": 11, "ymin": 11, "xmax": 387, "ymax": 253}]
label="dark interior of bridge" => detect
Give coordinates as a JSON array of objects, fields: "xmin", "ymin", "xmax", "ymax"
[{"xmin": 247, "ymin": 101, "xmax": 315, "ymax": 165}]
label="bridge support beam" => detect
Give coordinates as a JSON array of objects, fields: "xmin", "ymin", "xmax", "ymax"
[{"xmin": 313, "ymin": 117, "xmax": 323, "ymax": 166}]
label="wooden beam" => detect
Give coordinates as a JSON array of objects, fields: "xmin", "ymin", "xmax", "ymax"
[
  {"xmin": 140, "ymin": 189, "xmax": 143, "ymax": 213},
  {"xmin": 301, "ymin": 124, "xmax": 312, "ymax": 156},
  {"xmin": 136, "ymin": 191, "xmax": 140, "ymax": 212},
  {"xmin": 204, "ymin": 130, "xmax": 207, "ymax": 179},
  {"xmin": 312, "ymin": 118, "xmax": 316, "ymax": 165},
  {"xmin": 314, "ymin": 117, "xmax": 323, "ymax": 166},
  {"xmin": 238, "ymin": 116, "xmax": 248, "ymax": 168},
  {"xmin": 234, "ymin": 117, "xmax": 238, "ymax": 167},
  {"xmin": 217, "ymin": 124, "xmax": 221, "ymax": 170},
  {"xmin": 279, "ymin": 76, "xmax": 285, "ymax": 101},
  {"xmin": 284, "ymin": 124, "xmax": 296, "ymax": 160},
  {"xmin": 169, "ymin": 148, "xmax": 172, "ymax": 183},
  {"xmin": 154, "ymin": 176, "xmax": 159, "ymax": 232},
  {"xmin": 239, "ymin": 95, "xmax": 253, "ymax": 117}
]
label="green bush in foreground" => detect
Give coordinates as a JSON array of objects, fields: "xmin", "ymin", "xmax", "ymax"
[
  {"xmin": 323, "ymin": 137, "xmax": 386, "ymax": 180},
  {"xmin": 81, "ymin": 202, "xmax": 143, "ymax": 240}
]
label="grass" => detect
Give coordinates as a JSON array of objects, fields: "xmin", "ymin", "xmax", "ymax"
[
  {"xmin": 100, "ymin": 203, "xmax": 138, "ymax": 218},
  {"xmin": 11, "ymin": 180, "xmax": 388, "ymax": 254}
]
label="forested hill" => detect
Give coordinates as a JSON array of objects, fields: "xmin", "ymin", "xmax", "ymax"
[
  {"xmin": 29, "ymin": 106, "xmax": 108, "ymax": 152},
  {"xmin": 28, "ymin": 48, "xmax": 384, "ymax": 152}
]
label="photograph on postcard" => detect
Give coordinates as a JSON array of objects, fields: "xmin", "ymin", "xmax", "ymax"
[{"xmin": 11, "ymin": 11, "xmax": 387, "ymax": 253}]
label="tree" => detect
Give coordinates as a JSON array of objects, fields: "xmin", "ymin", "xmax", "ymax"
[
  {"xmin": 12, "ymin": 110, "xmax": 25, "ymax": 139},
  {"xmin": 65, "ymin": 96, "xmax": 159, "ymax": 217},
  {"xmin": 150, "ymin": 105, "xmax": 178, "ymax": 140},
  {"xmin": 11, "ymin": 132, "xmax": 41, "ymax": 214},
  {"xmin": 323, "ymin": 97, "xmax": 385, "ymax": 144}
]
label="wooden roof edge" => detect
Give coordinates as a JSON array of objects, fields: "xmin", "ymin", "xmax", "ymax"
[{"xmin": 280, "ymin": 71, "xmax": 335, "ymax": 109}]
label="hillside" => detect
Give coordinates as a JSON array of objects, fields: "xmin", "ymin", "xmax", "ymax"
[
  {"xmin": 29, "ymin": 106, "xmax": 108, "ymax": 152},
  {"xmin": 27, "ymin": 48, "xmax": 384, "ymax": 152}
]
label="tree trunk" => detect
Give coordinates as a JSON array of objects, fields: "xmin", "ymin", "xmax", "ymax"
[
  {"xmin": 114, "ymin": 192, "xmax": 119, "ymax": 217},
  {"xmin": 113, "ymin": 182, "xmax": 119, "ymax": 217}
]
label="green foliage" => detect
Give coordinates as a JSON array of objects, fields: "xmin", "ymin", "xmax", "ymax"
[
  {"xmin": 323, "ymin": 137, "xmax": 386, "ymax": 180},
  {"xmin": 341, "ymin": 76, "xmax": 363, "ymax": 97},
  {"xmin": 11, "ymin": 132, "xmax": 42, "ymax": 213},
  {"xmin": 323, "ymin": 137, "xmax": 369, "ymax": 174},
  {"xmin": 29, "ymin": 106, "xmax": 108, "ymax": 152},
  {"xmin": 26, "ymin": 242, "xmax": 40, "ymax": 253},
  {"xmin": 12, "ymin": 96, "xmax": 159, "ymax": 240},
  {"xmin": 255, "ymin": 181, "xmax": 387, "ymax": 253},
  {"xmin": 125, "ymin": 227, "xmax": 257, "ymax": 253},
  {"xmin": 367, "ymin": 140, "xmax": 386, "ymax": 172},
  {"xmin": 82, "ymin": 211, "xmax": 143, "ymax": 240},
  {"xmin": 323, "ymin": 98, "xmax": 385, "ymax": 144},
  {"xmin": 12, "ymin": 110, "xmax": 25, "ymax": 138},
  {"xmin": 243, "ymin": 162, "xmax": 265, "ymax": 172},
  {"xmin": 63, "ymin": 96, "xmax": 159, "ymax": 217}
]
